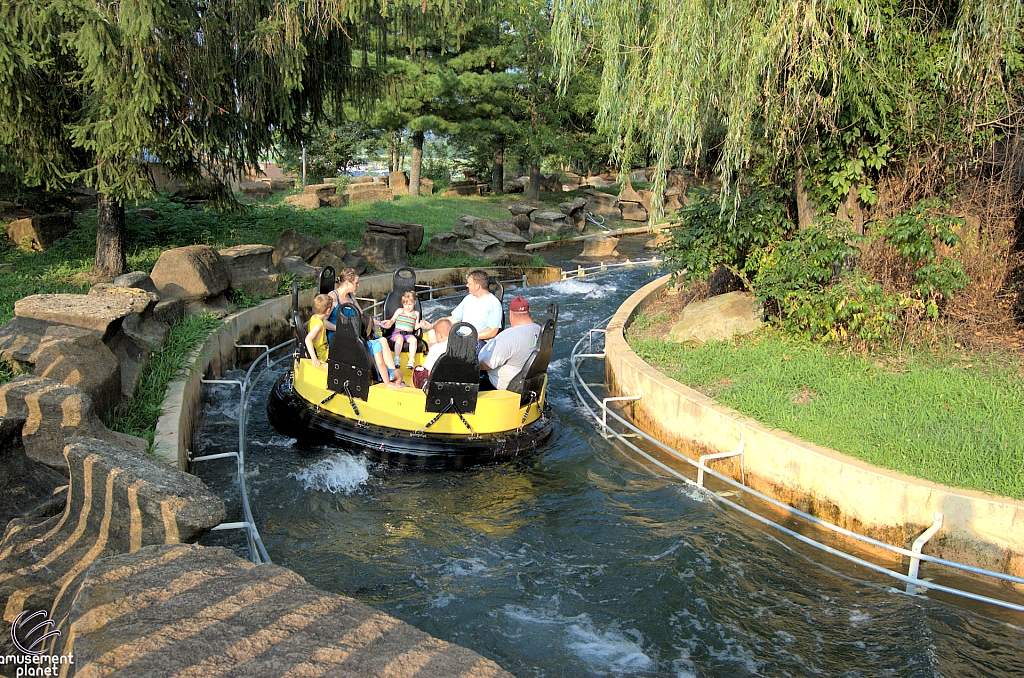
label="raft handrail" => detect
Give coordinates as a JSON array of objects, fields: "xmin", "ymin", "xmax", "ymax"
[
  {"xmin": 569, "ymin": 320, "xmax": 1024, "ymax": 614},
  {"xmin": 198, "ymin": 337, "xmax": 294, "ymax": 564},
  {"xmin": 361, "ymin": 275, "xmax": 532, "ymax": 318}
]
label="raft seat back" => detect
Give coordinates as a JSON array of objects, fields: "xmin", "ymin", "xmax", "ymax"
[
  {"xmin": 506, "ymin": 317, "xmax": 556, "ymax": 407},
  {"xmin": 545, "ymin": 301, "xmax": 559, "ymax": 331},
  {"xmin": 318, "ymin": 266, "xmax": 336, "ymax": 295},
  {"xmin": 425, "ymin": 322, "xmax": 479, "ymax": 414},
  {"xmin": 292, "ymin": 280, "xmax": 309, "ymax": 359},
  {"xmin": 326, "ymin": 303, "xmax": 373, "ymax": 400},
  {"xmin": 382, "ymin": 266, "xmax": 424, "ymax": 352}
]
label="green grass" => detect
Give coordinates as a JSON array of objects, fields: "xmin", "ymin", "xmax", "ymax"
[
  {"xmin": 0, "ymin": 192, "xmax": 522, "ymax": 322},
  {"xmin": 629, "ymin": 325, "xmax": 1024, "ymax": 500},
  {"xmin": 109, "ymin": 314, "xmax": 223, "ymax": 447}
]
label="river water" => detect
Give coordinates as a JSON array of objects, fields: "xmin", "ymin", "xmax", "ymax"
[{"xmin": 195, "ymin": 263, "xmax": 1024, "ymax": 677}]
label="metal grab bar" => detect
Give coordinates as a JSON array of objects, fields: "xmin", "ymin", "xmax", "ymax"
[
  {"xmin": 698, "ymin": 441, "xmax": 744, "ymax": 488},
  {"xmin": 568, "ymin": 317, "xmax": 1024, "ymax": 613}
]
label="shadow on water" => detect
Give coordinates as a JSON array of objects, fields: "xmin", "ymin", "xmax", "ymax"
[{"xmin": 195, "ymin": 261, "xmax": 1024, "ymax": 678}]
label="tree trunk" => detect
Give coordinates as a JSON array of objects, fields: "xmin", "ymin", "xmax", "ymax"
[
  {"xmin": 409, "ymin": 130, "xmax": 424, "ymax": 197},
  {"xmin": 492, "ymin": 132, "xmax": 505, "ymax": 195},
  {"xmin": 528, "ymin": 162, "xmax": 540, "ymax": 201},
  {"xmin": 93, "ymin": 193, "xmax": 126, "ymax": 280}
]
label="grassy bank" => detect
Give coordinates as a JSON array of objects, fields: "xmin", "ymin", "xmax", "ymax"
[
  {"xmin": 628, "ymin": 322, "xmax": 1024, "ymax": 500},
  {"xmin": 0, "ymin": 192, "xmax": 539, "ymax": 324}
]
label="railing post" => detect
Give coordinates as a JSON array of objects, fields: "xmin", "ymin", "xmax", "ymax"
[{"xmin": 906, "ymin": 513, "xmax": 943, "ymax": 594}]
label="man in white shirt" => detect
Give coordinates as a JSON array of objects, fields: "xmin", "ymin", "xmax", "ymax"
[
  {"xmin": 422, "ymin": 269, "xmax": 502, "ymax": 351},
  {"xmin": 479, "ymin": 296, "xmax": 540, "ymax": 390}
]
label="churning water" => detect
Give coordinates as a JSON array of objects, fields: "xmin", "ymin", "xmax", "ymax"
[{"xmin": 195, "ymin": 263, "xmax": 1024, "ymax": 677}]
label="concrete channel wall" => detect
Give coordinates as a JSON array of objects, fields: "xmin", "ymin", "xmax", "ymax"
[
  {"xmin": 605, "ymin": 274, "xmax": 1024, "ymax": 579},
  {"xmin": 152, "ymin": 266, "xmax": 563, "ymax": 470}
]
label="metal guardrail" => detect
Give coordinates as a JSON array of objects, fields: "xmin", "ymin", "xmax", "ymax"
[
  {"xmin": 196, "ymin": 338, "xmax": 295, "ymax": 564},
  {"xmin": 569, "ymin": 317, "xmax": 1024, "ymax": 614}
]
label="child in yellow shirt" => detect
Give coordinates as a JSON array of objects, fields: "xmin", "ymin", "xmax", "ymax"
[{"xmin": 305, "ymin": 294, "xmax": 333, "ymax": 367}]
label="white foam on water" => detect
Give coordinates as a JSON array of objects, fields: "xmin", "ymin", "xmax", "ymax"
[
  {"xmin": 250, "ymin": 435, "xmax": 298, "ymax": 449},
  {"xmin": 289, "ymin": 453, "xmax": 369, "ymax": 494},
  {"xmin": 553, "ymin": 278, "xmax": 614, "ymax": 299},
  {"xmin": 429, "ymin": 592, "xmax": 456, "ymax": 609},
  {"xmin": 501, "ymin": 605, "xmax": 652, "ymax": 673},
  {"xmin": 849, "ymin": 609, "xmax": 870, "ymax": 625},
  {"xmin": 438, "ymin": 557, "xmax": 490, "ymax": 578}
]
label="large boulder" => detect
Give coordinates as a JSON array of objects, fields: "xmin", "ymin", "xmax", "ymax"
[
  {"xmin": 664, "ymin": 187, "xmax": 685, "ymax": 212},
  {"xmin": 584, "ymin": 189, "xmax": 620, "ymax": 218},
  {"xmin": 304, "ymin": 182, "xmax": 344, "ymax": 207},
  {"xmin": 452, "ymin": 214, "xmax": 480, "ymax": 239},
  {"xmin": 5, "ymin": 212, "xmax": 75, "ymax": 250},
  {"xmin": 283, "ymin": 192, "xmax": 321, "ymax": 210},
  {"xmin": 344, "ymin": 182, "xmax": 393, "ymax": 204},
  {"xmin": 443, "ymin": 180, "xmax": 483, "ymax": 197},
  {"xmin": 560, "ymin": 197, "xmax": 589, "ymax": 232},
  {"xmin": 150, "ymin": 244, "xmax": 232, "ymax": 301},
  {"xmin": 86, "ymin": 285, "xmax": 169, "ymax": 397},
  {"xmin": 419, "ymin": 177, "xmax": 435, "ymax": 194},
  {"xmin": 0, "ymin": 376, "xmax": 147, "ymax": 471},
  {"xmin": 56, "ymin": 543, "xmax": 511, "ymax": 678},
  {"xmin": 14, "ymin": 292, "xmax": 141, "ymax": 341},
  {"xmin": 272, "ymin": 228, "xmax": 322, "ymax": 266},
  {"xmin": 321, "ymin": 239, "xmax": 348, "ymax": 260},
  {"xmin": 342, "ymin": 252, "xmax": 367, "ymax": 275},
  {"xmin": 310, "ymin": 248, "xmax": 345, "ymax": 273},
  {"xmin": 219, "ymin": 244, "xmax": 281, "ymax": 299},
  {"xmin": 112, "ymin": 271, "xmax": 160, "ymax": 296},
  {"xmin": 357, "ymin": 232, "xmax": 407, "ymax": 272},
  {"xmin": 389, "ymin": 170, "xmax": 410, "ymax": 195},
  {"xmin": 531, "ymin": 211, "xmax": 575, "ymax": 239},
  {"xmin": 562, "ymin": 172, "xmax": 582, "ymax": 191},
  {"xmin": 427, "ymin": 232, "xmax": 462, "ymax": 258},
  {"xmin": 269, "ymin": 177, "xmax": 296, "ymax": 191},
  {"xmin": 0, "ymin": 416, "xmax": 66, "ymax": 535},
  {"xmin": 508, "ymin": 203, "xmax": 538, "ymax": 218},
  {"xmin": 459, "ymin": 234, "xmax": 503, "ymax": 259},
  {"xmin": 240, "ymin": 180, "xmax": 271, "ymax": 200},
  {"xmin": 32, "ymin": 327, "xmax": 122, "ymax": 418},
  {"xmin": 571, "ymin": 234, "xmax": 628, "ymax": 265},
  {"xmin": 0, "ymin": 439, "xmax": 225, "ymax": 661},
  {"xmin": 366, "ymin": 218, "xmax": 424, "ymax": 253},
  {"xmin": 275, "ymin": 255, "xmax": 319, "ymax": 280},
  {"xmin": 669, "ymin": 291, "xmax": 764, "ymax": 345},
  {"xmin": 619, "ymin": 201, "xmax": 649, "ymax": 222},
  {"xmin": 509, "ymin": 213, "xmax": 532, "ymax": 236}
]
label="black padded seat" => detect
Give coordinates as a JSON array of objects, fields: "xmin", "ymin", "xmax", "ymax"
[
  {"xmin": 506, "ymin": 304, "xmax": 558, "ymax": 407},
  {"xmin": 488, "ymin": 280, "xmax": 506, "ymax": 329},
  {"xmin": 544, "ymin": 301, "xmax": 558, "ymax": 330},
  {"xmin": 381, "ymin": 266, "xmax": 424, "ymax": 353},
  {"xmin": 424, "ymin": 322, "xmax": 479, "ymax": 414},
  {"xmin": 326, "ymin": 303, "xmax": 375, "ymax": 400},
  {"xmin": 291, "ymin": 280, "xmax": 308, "ymax": 359},
  {"xmin": 318, "ymin": 266, "xmax": 336, "ymax": 295}
]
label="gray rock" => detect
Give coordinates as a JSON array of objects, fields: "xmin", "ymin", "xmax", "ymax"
[
  {"xmin": 452, "ymin": 214, "xmax": 480, "ymax": 239},
  {"xmin": 0, "ymin": 415, "xmax": 67, "ymax": 534},
  {"xmin": 508, "ymin": 203, "xmax": 538, "ymax": 218},
  {"xmin": 669, "ymin": 291, "xmax": 764, "ymax": 345},
  {"xmin": 619, "ymin": 200, "xmax": 649, "ymax": 222},
  {"xmin": 389, "ymin": 170, "xmax": 409, "ymax": 196},
  {"xmin": 283, "ymin": 192, "xmax": 321, "ymax": 210},
  {"xmin": 459, "ymin": 234, "xmax": 502, "ymax": 259},
  {"xmin": 4, "ymin": 212, "xmax": 75, "ymax": 250},
  {"xmin": 532, "ymin": 211, "xmax": 574, "ymax": 236},
  {"xmin": 113, "ymin": 271, "xmax": 160, "ymax": 296},
  {"xmin": 366, "ymin": 218, "xmax": 424, "ymax": 253},
  {"xmin": 0, "ymin": 376, "xmax": 147, "ymax": 471},
  {"xmin": 509, "ymin": 214, "xmax": 532, "ymax": 235},
  {"xmin": 241, "ymin": 180, "xmax": 271, "ymax": 200},
  {"xmin": 341, "ymin": 252, "xmax": 367, "ymax": 275},
  {"xmin": 219, "ymin": 244, "xmax": 281, "ymax": 299},
  {"xmin": 150, "ymin": 245, "xmax": 233, "ymax": 301},
  {"xmin": 664, "ymin": 187, "xmax": 684, "ymax": 212},
  {"xmin": 630, "ymin": 169, "xmax": 649, "ymax": 182},
  {"xmin": 57, "ymin": 543, "xmax": 511, "ymax": 678},
  {"xmin": 153, "ymin": 297, "xmax": 185, "ymax": 325},
  {"xmin": 584, "ymin": 189, "xmax": 620, "ymax": 218},
  {"xmin": 275, "ymin": 255, "xmax": 320, "ymax": 280},
  {"xmin": 269, "ymin": 177, "xmax": 296, "ymax": 191},
  {"xmin": 184, "ymin": 293, "xmax": 237, "ymax": 319},
  {"xmin": 14, "ymin": 293, "xmax": 138, "ymax": 341},
  {"xmin": 272, "ymin": 228, "xmax": 322, "ymax": 266},
  {"xmin": 231, "ymin": 275, "xmax": 281, "ymax": 299},
  {"xmin": 344, "ymin": 182, "xmax": 393, "ymax": 204},
  {"xmin": 572, "ymin": 234, "xmax": 628, "ymax": 265},
  {"xmin": 427, "ymin": 232, "xmax": 461, "ymax": 258},
  {"xmin": 357, "ymin": 232, "xmax": 407, "ymax": 272},
  {"xmin": 419, "ymin": 177, "xmax": 435, "ymax": 195},
  {"xmin": 32, "ymin": 328, "xmax": 122, "ymax": 418},
  {"xmin": 1, "ymin": 438, "xmax": 225, "ymax": 660},
  {"xmin": 321, "ymin": 239, "xmax": 348, "ymax": 260},
  {"xmin": 310, "ymin": 248, "xmax": 345, "ymax": 272}
]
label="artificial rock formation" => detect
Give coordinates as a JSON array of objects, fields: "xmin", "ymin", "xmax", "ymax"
[
  {"xmin": 219, "ymin": 244, "xmax": 282, "ymax": 299},
  {"xmin": 669, "ymin": 291, "xmax": 764, "ymax": 345},
  {"xmin": 344, "ymin": 182, "xmax": 393, "ymax": 204},
  {"xmin": 356, "ymin": 232, "xmax": 407, "ymax": 272},
  {"xmin": 0, "ymin": 437, "xmax": 225, "ymax": 659},
  {"xmin": 4, "ymin": 212, "xmax": 75, "ymax": 250},
  {"xmin": 571, "ymin": 235, "xmax": 628, "ymax": 265},
  {"xmin": 240, "ymin": 181, "xmax": 271, "ymax": 200},
  {"xmin": 0, "ymin": 376, "xmax": 147, "ymax": 471},
  {"xmin": 584, "ymin": 189, "xmax": 620, "ymax": 218},
  {"xmin": 366, "ymin": 218, "xmax": 424, "ymax": 254},
  {"xmin": 55, "ymin": 543, "xmax": 511, "ymax": 678},
  {"xmin": 272, "ymin": 229, "xmax": 322, "ymax": 267},
  {"xmin": 150, "ymin": 244, "xmax": 232, "ymax": 305}
]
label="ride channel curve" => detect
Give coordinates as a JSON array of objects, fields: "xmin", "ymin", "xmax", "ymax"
[{"xmin": 569, "ymin": 315, "xmax": 1024, "ymax": 615}]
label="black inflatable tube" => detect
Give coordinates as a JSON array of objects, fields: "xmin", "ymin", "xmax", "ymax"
[{"xmin": 266, "ymin": 373, "xmax": 554, "ymax": 470}]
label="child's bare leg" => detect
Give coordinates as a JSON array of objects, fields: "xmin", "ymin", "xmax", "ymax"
[
  {"xmin": 378, "ymin": 341, "xmax": 396, "ymax": 367},
  {"xmin": 406, "ymin": 337, "xmax": 417, "ymax": 366},
  {"xmin": 392, "ymin": 334, "xmax": 405, "ymax": 365}
]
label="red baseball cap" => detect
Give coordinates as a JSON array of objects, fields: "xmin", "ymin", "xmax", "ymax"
[{"xmin": 510, "ymin": 296, "xmax": 530, "ymax": 313}]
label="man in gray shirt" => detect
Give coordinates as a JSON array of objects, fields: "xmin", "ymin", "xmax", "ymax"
[{"xmin": 478, "ymin": 296, "xmax": 541, "ymax": 390}]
